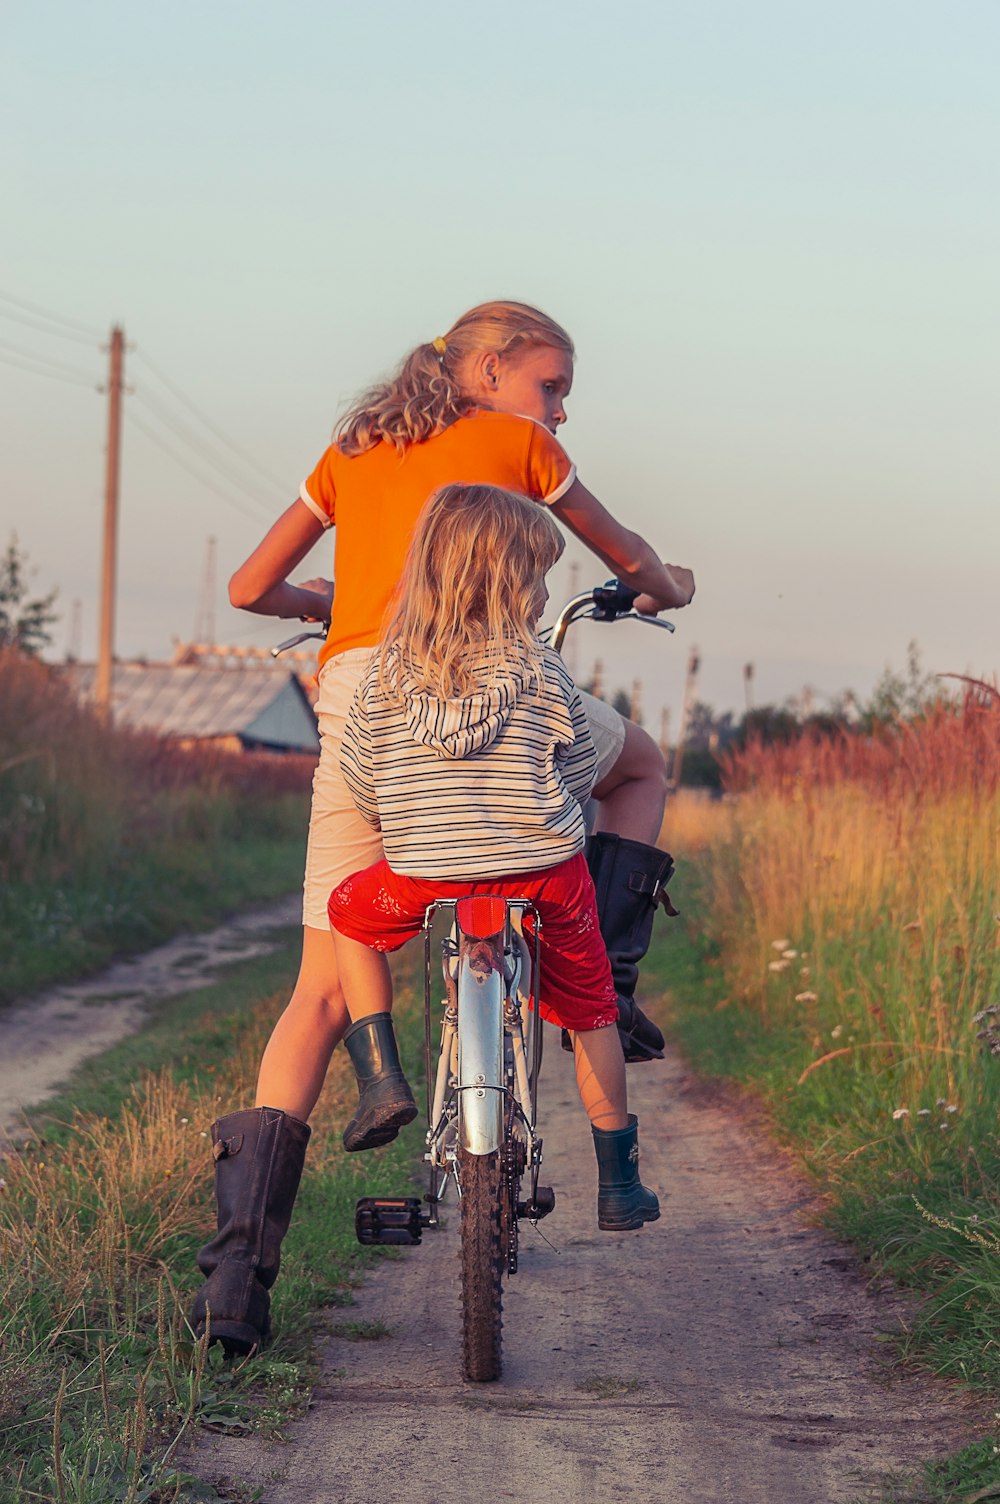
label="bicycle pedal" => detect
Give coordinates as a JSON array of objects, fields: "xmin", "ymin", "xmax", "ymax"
[
  {"xmin": 517, "ymin": 1186, "xmax": 556, "ymax": 1221},
  {"xmin": 355, "ymin": 1196, "xmax": 431, "ymax": 1246}
]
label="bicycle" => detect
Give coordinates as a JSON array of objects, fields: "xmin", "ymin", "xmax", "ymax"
[{"xmin": 275, "ymin": 580, "xmax": 674, "ymax": 1383}]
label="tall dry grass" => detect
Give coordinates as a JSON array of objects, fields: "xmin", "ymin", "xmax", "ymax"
[
  {"xmin": 0, "ymin": 649, "xmax": 312, "ymax": 888},
  {"xmin": 0, "ymin": 648, "xmax": 313, "ymax": 996},
  {"xmin": 701, "ymin": 698, "xmax": 1000, "ymax": 1163}
]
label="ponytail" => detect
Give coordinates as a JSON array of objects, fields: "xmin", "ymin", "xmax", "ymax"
[{"xmin": 336, "ymin": 300, "xmax": 574, "ymax": 456}]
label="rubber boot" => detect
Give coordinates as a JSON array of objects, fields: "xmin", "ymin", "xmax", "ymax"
[
  {"xmin": 342, "ymin": 1012, "xmax": 418, "ymax": 1152},
  {"xmin": 191, "ymin": 1106, "xmax": 310, "ymax": 1356},
  {"xmin": 592, "ymin": 1113, "xmax": 660, "ymax": 1231},
  {"xmin": 585, "ymin": 832, "xmax": 676, "ymax": 1062}
]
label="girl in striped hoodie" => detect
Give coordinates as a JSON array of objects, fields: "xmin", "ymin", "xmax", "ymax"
[{"xmin": 327, "ymin": 483, "xmax": 660, "ymax": 1234}]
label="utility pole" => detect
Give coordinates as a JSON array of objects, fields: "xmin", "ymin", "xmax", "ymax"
[
  {"xmin": 743, "ymin": 661, "xmax": 754, "ymax": 714},
  {"xmin": 670, "ymin": 645, "xmax": 700, "ymax": 791},
  {"xmin": 94, "ymin": 325, "xmax": 124, "ymax": 721},
  {"xmin": 658, "ymin": 705, "xmax": 671, "ymax": 759},
  {"xmin": 194, "ymin": 535, "xmax": 217, "ymax": 645}
]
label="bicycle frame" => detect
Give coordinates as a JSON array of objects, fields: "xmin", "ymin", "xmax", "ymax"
[{"xmin": 421, "ymin": 896, "xmax": 543, "ymax": 1221}]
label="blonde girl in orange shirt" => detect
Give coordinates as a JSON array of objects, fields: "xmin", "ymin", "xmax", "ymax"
[{"xmin": 192, "ymin": 301, "xmax": 694, "ymax": 1355}]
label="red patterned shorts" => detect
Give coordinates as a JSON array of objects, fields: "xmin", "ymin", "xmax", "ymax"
[{"xmin": 328, "ymin": 852, "xmax": 617, "ymax": 1033}]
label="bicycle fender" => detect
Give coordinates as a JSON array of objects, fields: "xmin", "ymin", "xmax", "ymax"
[{"xmin": 456, "ymin": 931, "xmax": 505, "ymax": 1156}]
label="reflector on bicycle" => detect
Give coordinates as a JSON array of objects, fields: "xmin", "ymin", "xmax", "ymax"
[{"xmin": 456, "ymin": 895, "xmax": 507, "ymax": 939}]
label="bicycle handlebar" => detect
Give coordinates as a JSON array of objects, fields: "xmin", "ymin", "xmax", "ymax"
[
  {"xmin": 546, "ymin": 579, "xmax": 675, "ymax": 656},
  {"xmin": 271, "ymin": 579, "xmax": 676, "ymax": 659}
]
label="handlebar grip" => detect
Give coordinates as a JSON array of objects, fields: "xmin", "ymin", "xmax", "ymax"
[{"xmin": 591, "ymin": 579, "xmax": 638, "ymax": 620}]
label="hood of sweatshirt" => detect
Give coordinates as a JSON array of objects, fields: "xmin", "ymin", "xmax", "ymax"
[{"xmin": 390, "ymin": 650, "xmax": 531, "ymax": 760}]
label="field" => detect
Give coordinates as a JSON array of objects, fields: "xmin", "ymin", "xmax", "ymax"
[
  {"xmin": 661, "ymin": 697, "xmax": 1000, "ymax": 1418},
  {"xmin": 0, "ymin": 647, "xmax": 311, "ymax": 998}
]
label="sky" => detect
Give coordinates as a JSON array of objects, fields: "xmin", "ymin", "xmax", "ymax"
[{"xmin": 3, "ymin": 0, "xmax": 997, "ymax": 735}]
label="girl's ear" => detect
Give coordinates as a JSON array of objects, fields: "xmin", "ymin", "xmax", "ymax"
[{"xmin": 472, "ymin": 351, "xmax": 501, "ymax": 392}]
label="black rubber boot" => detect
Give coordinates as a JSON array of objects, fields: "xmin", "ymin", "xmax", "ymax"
[
  {"xmin": 191, "ymin": 1106, "xmax": 310, "ymax": 1356},
  {"xmin": 592, "ymin": 1113, "xmax": 660, "ymax": 1231},
  {"xmin": 342, "ymin": 1012, "xmax": 418, "ymax": 1152},
  {"xmin": 585, "ymin": 832, "xmax": 676, "ymax": 1062}
]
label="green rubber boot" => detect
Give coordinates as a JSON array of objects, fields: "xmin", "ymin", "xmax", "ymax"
[
  {"xmin": 342, "ymin": 1013, "xmax": 418, "ymax": 1152},
  {"xmin": 592, "ymin": 1113, "xmax": 660, "ymax": 1231}
]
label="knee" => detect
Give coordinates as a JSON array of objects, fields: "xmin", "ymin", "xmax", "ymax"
[{"xmin": 622, "ymin": 723, "xmax": 668, "ymax": 790}]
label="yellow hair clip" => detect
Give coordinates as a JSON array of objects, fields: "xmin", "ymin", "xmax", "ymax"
[{"xmin": 432, "ymin": 336, "xmax": 447, "ymax": 356}]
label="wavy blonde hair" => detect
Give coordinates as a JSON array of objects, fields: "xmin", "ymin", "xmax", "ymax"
[
  {"xmin": 378, "ymin": 483, "xmax": 564, "ymax": 700},
  {"xmin": 336, "ymin": 300, "xmax": 574, "ymax": 456}
]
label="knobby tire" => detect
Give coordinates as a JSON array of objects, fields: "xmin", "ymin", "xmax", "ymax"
[{"xmin": 459, "ymin": 1144, "xmax": 504, "ymax": 1382}]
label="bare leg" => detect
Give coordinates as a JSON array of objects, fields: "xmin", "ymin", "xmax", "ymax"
[
  {"xmin": 254, "ymin": 925, "xmax": 350, "ymax": 1122},
  {"xmin": 571, "ymin": 1025, "xmax": 628, "ymax": 1131},
  {"xmin": 331, "ymin": 930, "xmax": 393, "ymax": 1022},
  {"xmin": 590, "ymin": 716, "xmax": 668, "ymax": 844}
]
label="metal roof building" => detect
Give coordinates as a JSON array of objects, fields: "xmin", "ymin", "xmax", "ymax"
[{"xmin": 66, "ymin": 660, "xmax": 320, "ymax": 754}]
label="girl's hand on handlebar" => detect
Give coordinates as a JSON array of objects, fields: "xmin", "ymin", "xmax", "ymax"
[
  {"xmin": 634, "ymin": 564, "xmax": 695, "ymax": 616},
  {"xmin": 293, "ymin": 577, "xmax": 335, "ymax": 622}
]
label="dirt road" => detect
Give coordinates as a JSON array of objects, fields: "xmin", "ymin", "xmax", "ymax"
[
  {"xmin": 0, "ymin": 895, "xmax": 300, "ymax": 1142},
  {"xmin": 194, "ymin": 1043, "xmax": 980, "ymax": 1504}
]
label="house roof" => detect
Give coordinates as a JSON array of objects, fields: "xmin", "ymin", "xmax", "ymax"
[{"xmin": 66, "ymin": 661, "xmax": 320, "ymax": 753}]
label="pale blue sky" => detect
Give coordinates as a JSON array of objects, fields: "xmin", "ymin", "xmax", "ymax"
[{"xmin": 3, "ymin": 1, "xmax": 997, "ymax": 727}]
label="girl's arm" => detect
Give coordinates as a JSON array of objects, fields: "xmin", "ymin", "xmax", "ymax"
[
  {"xmin": 550, "ymin": 479, "xmax": 694, "ymax": 615},
  {"xmin": 229, "ymin": 499, "xmax": 333, "ymax": 620}
]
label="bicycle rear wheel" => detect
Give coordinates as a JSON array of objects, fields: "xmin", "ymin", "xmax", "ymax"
[{"xmin": 458, "ymin": 1144, "xmax": 504, "ymax": 1382}]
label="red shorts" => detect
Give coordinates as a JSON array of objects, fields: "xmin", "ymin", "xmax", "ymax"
[{"xmin": 328, "ymin": 852, "xmax": 618, "ymax": 1034}]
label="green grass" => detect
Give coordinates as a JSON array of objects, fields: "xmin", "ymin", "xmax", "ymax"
[
  {"xmin": 0, "ymin": 934, "xmax": 428, "ymax": 1504},
  {"xmin": 0, "ymin": 817, "xmax": 308, "ymax": 1002},
  {"xmin": 646, "ymin": 868, "xmax": 999, "ymax": 1498}
]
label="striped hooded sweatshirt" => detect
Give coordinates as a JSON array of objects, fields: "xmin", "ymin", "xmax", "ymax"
[{"xmin": 339, "ymin": 643, "xmax": 597, "ymax": 880}]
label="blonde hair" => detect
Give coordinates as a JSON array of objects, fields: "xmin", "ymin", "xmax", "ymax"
[
  {"xmin": 336, "ymin": 300, "xmax": 574, "ymax": 456},
  {"xmin": 378, "ymin": 483, "xmax": 564, "ymax": 700}
]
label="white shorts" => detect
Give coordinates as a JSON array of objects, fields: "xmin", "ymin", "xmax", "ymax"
[
  {"xmin": 301, "ymin": 653, "xmax": 628, "ymax": 930},
  {"xmin": 579, "ymin": 689, "xmax": 627, "ymax": 785}
]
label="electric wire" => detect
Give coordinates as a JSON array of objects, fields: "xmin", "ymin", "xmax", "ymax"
[
  {"xmin": 126, "ymin": 408, "xmax": 277, "ymax": 527},
  {"xmin": 0, "ymin": 301, "xmax": 103, "ymax": 348},
  {"xmin": 131, "ymin": 385, "xmax": 280, "ymax": 511},
  {"xmin": 132, "ymin": 346, "xmax": 289, "ymax": 492},
  {"xmin": 0, "ymin": 288, "xmax": 104, "ymax": 341},
  {"xmin": 0, "ymin": 345, "xmax": 99, "ymax": 389}
]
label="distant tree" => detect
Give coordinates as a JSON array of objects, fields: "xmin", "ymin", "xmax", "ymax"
[
  {"xmin": 863, "ymin": 641, "xmax": 945, "ymax": 725},
  {"xmin": 611, "ymin": 688, "xmax": 631, "ymax": 719},
  {"xmin": 0, "ymin": 534, "xmax": 58, "ymax": 656},
  {"xmin": 686, "ymin": 700, "xmax": 736, "ymax": 751},
  {"xmin": 733, "ymin": 704, "xmax": 800, "ymax": 746}
]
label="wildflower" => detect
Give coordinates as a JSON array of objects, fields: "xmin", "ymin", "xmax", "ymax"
[
  {"xmin": 768, "ymin": 960, "xmax": 790, "ymax": 973},
  {"xmin": 917, "ymin": 1109, "xmax": 931, "ymax": 1118},
  {"xmin": 0, "ymin": 1178, "xmax": 6, "ymax": 1192},
  {"xmin": 180, "ymin": 1117, "xmax": 189, "ymax": 1125},
  {"xmin": 830, "ymin": 1025, "xmax": 843, "ymax": 1039},
  {"xmin": 892, "ymin": 1108, "xmax": 909, "ymax": 1121},
  {"xmin": 795, "ymin": 991, "xmax": 818, "ymax": 1003},
  {"xmin": 940, "ymin": 1123, "xmax": 950, "ymax": 1132},
  {"xmin": 782, "ymin": 949, "xmax": 798, "ymax": 960},
  {"xmin": 945, "ymin": 1104, "xmax": 958, "ymax": 1114},
  {"xmin": 936, "ymin": 1098, "xmax": 947, "ymax": 1107},
  {"xmin": 771, "ymin": 939, "xmax": 790, "ymax": 951},
  {"xmin": 200, "ymin": 1131, "xmax": 209, "ymax": 1138},
  {"xmin": 800, "ymin": 966, "xmax": 811, "ymax": 977}
]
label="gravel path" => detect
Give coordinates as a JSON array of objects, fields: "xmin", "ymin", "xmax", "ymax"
[{"xmin": 192, "ymin": 1042, "xmax": 981, "ymax": 1503}]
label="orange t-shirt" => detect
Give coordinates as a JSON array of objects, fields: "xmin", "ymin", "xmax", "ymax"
[{"xmin": 299, "ymin": 411, "xmax": 577, "ymax": 668}]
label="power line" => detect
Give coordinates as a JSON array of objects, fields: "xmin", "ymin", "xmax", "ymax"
[
  {"xmin": 0, "ymin": 335, "xmax": 99, "ymax": 383},
  {"xmin": 132, "ymin": 346, "xmax": 289, "ymax": 493},
  {"xmin": 0, "ymin": 346, "xmax": 99, "ymax": 389},
  {"xmin": 0, "ymin": 301, "xmax": 102, "ymax": 347},
  {"xmin": 132, "ymin": 385, "xmax": 279, "ymax": 510},
  {"xmin": 126, "ymin": 407, "xmax": 276, "ymax": 526},
  {"xmin": 0, "ymin": 288, "xmax": 103, "ymax": 340}
]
